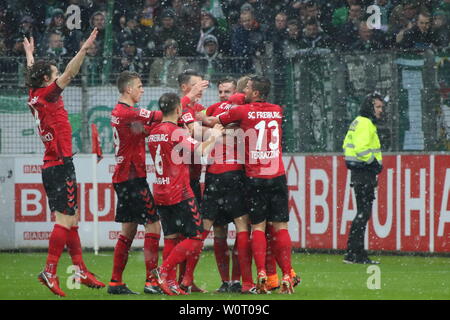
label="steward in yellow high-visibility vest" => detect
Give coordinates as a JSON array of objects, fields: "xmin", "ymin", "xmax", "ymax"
[{"xmin": 342, "ymin": 92, "xmax": 386, "ymax": 265}]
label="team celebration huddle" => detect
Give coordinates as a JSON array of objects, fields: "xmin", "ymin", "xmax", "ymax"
[{"xmin": 23, "ymin": 28, "xmax": 300, "ymax": 297}]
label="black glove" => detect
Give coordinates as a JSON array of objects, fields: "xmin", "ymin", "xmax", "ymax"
[{"xmin": 367, "ymin": 159, "xmax": 383, "ymax": 175}]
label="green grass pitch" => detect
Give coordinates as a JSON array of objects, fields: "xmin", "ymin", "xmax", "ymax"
[{"xmin": 1, "ymin": 250, "xmax": 449, "ymax": 300}]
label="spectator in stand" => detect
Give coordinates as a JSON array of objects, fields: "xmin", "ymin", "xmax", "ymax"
[
  {"xmin": 115, "ymin": 40, "xmax": 146, "ymax": 74},
  {"xmin": 16, "ymin": 15, "xmax": 43, "ymax": 53},
  {"xmin": 86, "ymin": 11, "xmax": 106, "ymax": 52},
  {"xmin": 153, "ymin": 8, "xmax": 195, "ymax": 57},
  {"xmin": 389, "ymin": 0, "xmax": 427, "ymax": 39},
  {"xmin": 351, "ymin": 21, "xmax": 387, "ymax": 51},
  {"xmin": 83, "ymin": 39, "xmax": 104, "ymax": 86},
  {"xmin": 332, "ymin": 0, "xmax": 364, "ymax": 28},
  {"xmin": 169, "ymin": 0, "xmax": 184, "ymax": 21},
  {"xmin": 42, "ymin": 32, "xmax": 68, "ymax": 68},
  {"xmin": 196, "ymin": 10, "xmax": 230, "ymax": 55},
  {"xmin": 43, "ymin": 8, "xmax": 83, "ymax": 57},
  {"xmin": 397, "ymin": 11, "xmax": 447, "ymax": 49},
  {"xmin": 194, "ymin": 34, "xmax": 228, "ymax": 83},
  {"xmin": 293, "ymin": 0, "xmax": 330, "ymax": 32},
  {"xmin": 148, "ymin": 38, "xmax": 187, "ymax": 88},
  {"xmin": 433, "ymin": 11, "xmax": 450, "ymax": 47},
  {"xmin": 42, "ymin": 0, "xmax": 65, "ymax": 28},
  {"xmin": 239, "ymin": 0, "xmax": 274, "ymax": 27},
  {"xmin": 7, "ymin": 37, "xmax": 25, "ymax": 58},
  {"xmin": 138, "ymin": 0, "xmax": 163, "ymax": 28},
  {"xmin": 268, "ymin": 11, "xmax": 288, "ymax": 106},
  {"xmin": 299, "ymin": 18, "xmax": 332, "ymax": 50},
  {"xmin": 201, "ymin": 0, "xmax": 228, "ymax": 30},
  {"xmin": 283, "ymin": 19, "xmax": 303, "ymax": 59},
  {"xmin": 173, "ymin": 0, "xmax": 202, "ymax": 36},
  {"xmin": 336, "ymin": 2, "xmax": 365, "ymax": 51},
  {"xmin": 115, "ymin": 13, "xmax": 148, "ymax": 54},
  {"xmin": 231, "ymin": 9, "xmax": 268, "ymax": 73}
]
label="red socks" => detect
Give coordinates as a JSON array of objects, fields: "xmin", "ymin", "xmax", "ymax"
[
  {"xmin": 163, "ymin": 238, "xmax": 178, "ymax": 283},
  {"xmin": 231, "ymin": 239, "xmax": 241, "ymax": 282},
  {"xmin": 144, "ymin": 233, "xmax": 160, "ymax": 280},
  {"xmin": 160, "ymin": 239, "xmax": 203, "ymax": 278},
  {"xmin": 251, "ymin": 230, "xmax": 267, "ymax": 274},
  {"xmin": 265, "ymin": 225, "xmax": 278, "ymax": 276},
  {"xmin": 236, "ymin": 231, "xmax": 253, "ymax": 286},
  {"xmin": 111, "ymin": 234, "xmax": 133, "ymax": 283},
  {"xmin": 45, "ymin": 224, "xmax": 70, "ymax": 275},
  {"xmin": 273, "ymin": 229, "xmax": 292, "ymax": 276},
  {"xmin": 66, "ymin": 226, "xmax": 87, "ymax": 272},
  {"xmin": 214, "ymin": 237, "xmax": 230, "ymax": 282}
]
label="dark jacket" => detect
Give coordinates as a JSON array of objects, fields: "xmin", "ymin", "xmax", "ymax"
[{"xmin": 398, "ymin": 25, "xmax": 445, "ymax": 49}]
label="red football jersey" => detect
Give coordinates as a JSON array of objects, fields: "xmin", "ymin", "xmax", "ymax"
[
  {"xmin": 148, "ymin": 122, "xmax": 199, "ymax": 206},
  {"xmin": 111, "ymin": 102, "xmax": 162, "ymax": 183},
  {"xmin": 27, "ymin": 81, "xmax": 71, "ymax": 169},
  {"xmin": 219, "ymin": 102, "xmax": 285, "ymax": 179},
  {"xmin": 205, "ymin": 101, "xmax": 244, "ymax": 174},
  {"xmin": 178, "ymin": 95, "xmax": 205, "ymax": 181}
]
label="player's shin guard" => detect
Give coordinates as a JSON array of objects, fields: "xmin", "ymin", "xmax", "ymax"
[
  {"xmin": 251, "ymin": 230, "xmax": 267, "ymax": 274},
  {"xmin": 144, "ymin": 233, "xmax": 160, "ymax": 280},
  {"xmin": 45, "ymin": 224, "xmax": 70, "ymax": 275},
  {"xmin": 111, "ymin": 234, "xmax": 133, "ymax": 283},
  {"xmin": 214, "ymin": 237, "xmax": 230, "ymax": 283},
  {"xmin": 66, "ymin": 226, "xmax": 87, "ymax": 272},
  {"xmin": 236, "ymin": 231, "xmax": 253, "ymax": 286},
  {"xmin": 273, "ymin": 229, "xmax": 293, "ymax": 276}
]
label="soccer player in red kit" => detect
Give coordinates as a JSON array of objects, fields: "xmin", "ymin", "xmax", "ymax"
[
  {"xmin": 202, "ymin": 76, "xmax": 254, "ymax": 293},
  {"xmin": 107, "ymin": 71, "xmax": 163, "ymax": 295},
  {"xmin": 177, "ymin": 69, "xmax": 209, "ymax": 202},
  {"xmin": 215, "ymin": 75, "xmax": 295, "ymax": 294},
  {"xmin": 174, "ymin": 69, "xmax": 210, "ymax": 292},
  {"xmin": 23, "ymin": 29, "xmax": 105, "ymax": 297},
  {"xmin": 148, "ymin": 93, "xmax": 223, "ymax": 295}
]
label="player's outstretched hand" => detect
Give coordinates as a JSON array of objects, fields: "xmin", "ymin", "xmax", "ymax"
[
  {"xmin": 81, "ymin": 28, "xmax": 98, "ymax": 51},
  {"xmin": 23, "ymin": 36, "xmax": 34, "ymax": 55}
]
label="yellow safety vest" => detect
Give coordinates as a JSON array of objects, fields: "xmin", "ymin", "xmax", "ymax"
[{"xmin": 342, "ymin": 116, "xmax": 382, "ymax": 165}]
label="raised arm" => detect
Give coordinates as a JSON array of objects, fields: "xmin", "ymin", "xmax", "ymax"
[
  {"xmin": 56, "ymin": 28, "xmax": 98, "ymax": 89},
  {"xmin": 23, "ymin": 36, "xmax": 35, "ymax": 67}
]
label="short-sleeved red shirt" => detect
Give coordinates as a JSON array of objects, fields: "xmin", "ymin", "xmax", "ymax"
[
  {"xmin": 111, "ymin": 102, "xmax": 162, "ymax": 183},
  {"xmin": 28, "ymin": 81, "xmax": 71, "ymax": 168},
  {"xmin": 147, "ymin": 121, "xmax": 199, "ymax": 206},
  {"xmin": 219, "ymin": 102, "xmax": 285, "ymax": 179}
]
